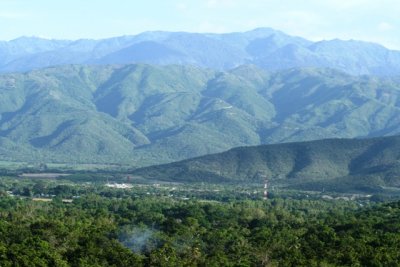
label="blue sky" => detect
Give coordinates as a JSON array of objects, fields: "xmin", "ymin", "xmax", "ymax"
[{"xmin": 1, "ymin": 0, "xmax": 399, "ymax": 49}]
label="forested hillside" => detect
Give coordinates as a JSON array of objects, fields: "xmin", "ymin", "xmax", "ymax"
[
  {"xmin": 1, "ymin": 64, "xmax": 400, "ymax": 165},
  {"xmin": 134, "ymin": 135, "xmax": 400, "ymax": 193}
]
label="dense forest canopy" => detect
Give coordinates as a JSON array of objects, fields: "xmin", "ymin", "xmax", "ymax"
[{"xmin": 0, "ymin": 176, "xmax": 399, "ymax": 266}]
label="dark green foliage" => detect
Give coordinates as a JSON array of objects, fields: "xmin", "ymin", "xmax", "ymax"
[
  {"xmin": 0, "ymin": 182, "xmax": 400, "ymax": 266},
  {"xmin": 134, "ymin": 135, "xmax": 400, "ymax": 193}
]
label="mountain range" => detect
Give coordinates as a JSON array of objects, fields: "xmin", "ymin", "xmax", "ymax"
[
  {"xmin": 133, "ymin": 135, "xmax": 400, "ymax": 193},
  {"xmin": 2, "ymin": 28, "xmax": 400, "ymax": 76},
  {"xmin": 1, "ymin": 64, "xmax": 400, "ymax": 166}
]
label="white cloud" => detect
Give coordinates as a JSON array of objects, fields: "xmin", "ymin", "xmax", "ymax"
[
  {"xmin": 205, "ymin": 0, "xmax": 236, "ymax": 9},
  {"xmin": 276, "ymin": 10, "xmax": 323, "ymax": 35},
  {"xmin": 378, "ymin": 22, "xmax": 394, "ymax": 32},
  {"xmin": 197, "ymin": 21, "xmax": 229, "ymax": 33},
  {"xmin": 176, "ymin": 2, "xmax": 188, "ymax": 11},
  {"xmin": 0, "ymin": 12, "xmax": 26, "ymax": 19},
  {"xmin": 320, "ymin": 0, "xmax": 372, "ymax": 9}
]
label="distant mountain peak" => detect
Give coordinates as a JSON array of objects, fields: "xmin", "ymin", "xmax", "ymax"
[
  {"xmin": 1, "ymin": 28, "xmax": 400, "ymax": 75},
  {"xmin": 246, "ymin": 27, "xmax": 280, "ymax": 34},
  {"xmin": 12, "ymin": 35, "xmax": 50, "ymax": 41}
]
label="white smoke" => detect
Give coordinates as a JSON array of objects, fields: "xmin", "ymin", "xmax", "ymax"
[{"xmin": 119, "ymin": 226, "xmax": 159, "ymax": 253}]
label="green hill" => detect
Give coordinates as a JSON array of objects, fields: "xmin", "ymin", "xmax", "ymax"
[
  {"xmin": 1, "ymin": 64, "xmax": 400, "ymax": 166},
  {"xmin": 133, "ymin": 135, "xmax": 400, "ymax": 193}
]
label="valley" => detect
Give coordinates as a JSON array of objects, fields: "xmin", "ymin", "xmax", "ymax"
[
  {"xmin": 1, "ymin": 14, "xmax": 400, "ymax": 265},
  {"xmin": 1, "ymin": 174, "xmax": 399, "ymax": 266}
]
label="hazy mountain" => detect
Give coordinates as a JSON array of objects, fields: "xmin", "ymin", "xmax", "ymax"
[
  {"xmin": 1, "ymin": 64, "xmax": 400, "ymax": 166},
  {"xmin": 1, "ymin": 28, "xmax": 400, "ymax": 75},
  {"xmin": 133, "ymin": 135, "xmax": 400, "ymax": 193}
]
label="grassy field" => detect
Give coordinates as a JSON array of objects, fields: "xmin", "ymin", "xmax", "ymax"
[{"xmin": 0, "ymin": 160, "xmax": 133, "ymax": 172}]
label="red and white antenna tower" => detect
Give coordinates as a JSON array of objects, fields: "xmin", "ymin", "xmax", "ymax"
[
  {"xmin": 263, "ymin": 177, "xmax": 269, "ymax": 200},
  {"xmin": 257, "ymin": 171, "xmax": 269, "ymax": 200}
]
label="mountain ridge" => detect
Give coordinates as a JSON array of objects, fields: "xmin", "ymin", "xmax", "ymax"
[
  {"xmin": 2, "ymin": 28, "xmax": 400, "ymax": 75},
  {"xmin": 1, "ymin": 64, "xmax": 400, "ymax": 166},
  {"xmin": 132, "ymin": 134, "xmax": 400, "ymax": 193}
]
